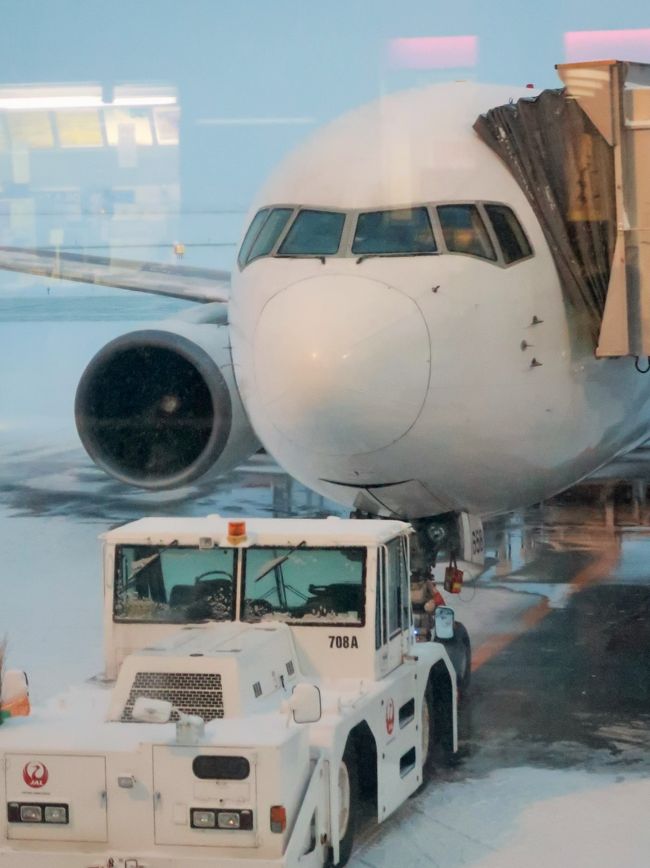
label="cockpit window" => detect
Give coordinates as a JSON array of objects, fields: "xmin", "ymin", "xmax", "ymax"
[
  {"xmin": 437, "ymin": 204, "xmax": 496, "ymax": 261},
  {"xmin": 247, "ymin": 207, "xmax": 293, "ymax": 262},
  {"xmin": 238, "ymin": 207, "xmax": 293, "ymax": 268},
  {"xmin": 352, "ymin": 207, "xmax": 437, "ymax": 255},
  {"xmin": 484, "ymin": 204, "xmax": 532, "ymax": 264},
  {"xmin": 278, "ymin": 209, "xmax": 345, "ymax": 256},
  {"xmin": 238, "ymin": 208, "xmax": 269, "ymax": 269},
  {"xmin": 240, "ymin": 201, "xmax": 529, "ymax": 267}
]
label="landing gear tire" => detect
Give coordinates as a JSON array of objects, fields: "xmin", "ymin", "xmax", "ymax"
[{"xmin": 327, "ymin": 743, "xmax": 359, "ymax": 867}]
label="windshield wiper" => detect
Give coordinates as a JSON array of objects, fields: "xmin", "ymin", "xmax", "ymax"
[
  {"xmin": 275, "ymin": 254, "xmax": 326, "ymax": 264},
  {"xmin": 126, "ymin": 539, "xmax": 179, "ymax": 588},
  {"xmin": 254, "ymin": 540, "xmax": 307, "ymax": 583},
  {"xmin": 355, "ymin": 251, "xmax": 439, "ymax": 264}
]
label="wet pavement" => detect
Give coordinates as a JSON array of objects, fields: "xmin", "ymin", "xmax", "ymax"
[
  {"xmin": 458, "ymin": 499, "xmax": 650, "ymax": 776},
  {"xmin": 0, "ymin": 440, "xmax": 344, "ymax": 524}
]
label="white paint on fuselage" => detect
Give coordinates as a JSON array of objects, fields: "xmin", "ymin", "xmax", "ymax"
[{"xmin": 230, "ymin": 82, "xmax": 650, "ymax": 518}]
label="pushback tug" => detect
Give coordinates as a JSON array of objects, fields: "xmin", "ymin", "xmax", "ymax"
[{"xmin": 0, "ymin": 515, "xmax": 469, "ymax": 868}]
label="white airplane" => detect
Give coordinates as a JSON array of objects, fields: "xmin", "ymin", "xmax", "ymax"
[{"xmin": 1, "ymin": 80, "xmax": 648, "ymax": 559}]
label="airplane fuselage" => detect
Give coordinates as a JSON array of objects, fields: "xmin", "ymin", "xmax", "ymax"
[{"xmin": 229, "ymin": 82, "xmax": 650, "ymax": 519}]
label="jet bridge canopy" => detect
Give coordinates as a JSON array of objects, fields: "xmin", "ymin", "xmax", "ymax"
[{"xmin": 475, "ymin": 59, "xmax": 650, "ymax": 359}]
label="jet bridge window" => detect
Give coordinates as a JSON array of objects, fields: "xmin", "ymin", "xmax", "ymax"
[
  {"xmin": 352, "ymin": 207, "xmax": 437, "ymax": 256},
  {"xmin": 484, "ymin": 203, "xmax": 533, "ymax": 264},
  {"xmin": 437, "ymin": 204, "xmax": 496, "ymax": 261},
  {"xmin": 277, "ymin": 209, "xmax": 345, "ymax": 256},
  {"xmin": 241, "ymin": 545, "xmax": 365, "ymax": 625},
  {"xmin": 114, "ymin": 544, "xmax": 236, "ymax": 623}
]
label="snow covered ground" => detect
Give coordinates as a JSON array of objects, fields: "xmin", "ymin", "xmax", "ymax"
[
  {"xmin": 0, "ymin": 507, "xmax": 105, "ymax": 701},
  {"xmin": 352, "ymin": 767, "xmax": 650, "ymax": 868}
]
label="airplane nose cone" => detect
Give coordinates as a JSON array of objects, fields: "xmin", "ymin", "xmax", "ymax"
[{"xmin": 254, "ymin": 275, "xmax": 430, "ymax": 455}]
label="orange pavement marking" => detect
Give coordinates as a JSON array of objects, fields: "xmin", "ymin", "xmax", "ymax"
[{"xmin": 470, "ymin": 541, "xmax": 620, "ymax": 672}]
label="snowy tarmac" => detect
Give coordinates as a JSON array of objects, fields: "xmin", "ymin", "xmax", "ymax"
[{"xmin": 2, "ymin": 297, "xmax": 650, "ymax": 866}]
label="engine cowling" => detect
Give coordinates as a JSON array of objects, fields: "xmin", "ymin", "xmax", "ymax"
[{"xmin": 75, "ymin": 318, "xmax": 260, "ymax": 489}]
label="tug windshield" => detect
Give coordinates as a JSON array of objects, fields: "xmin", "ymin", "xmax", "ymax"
[
  {"xmin": 241, "ymin": 546, "xmax": 365, "ymax": 625},
  {"xmin": 114, "ymin": 544, "xmax": 236, "ymax": 623}
]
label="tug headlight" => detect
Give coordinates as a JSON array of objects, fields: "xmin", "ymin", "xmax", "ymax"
[
  {"xmin": 217, "ymin": 811, "xmax": 240, "ymax": 829},
  {"xmin": 191, "ymin": 809, "xmax": 216, "ymax": 828},
  {"xmin": 20, "ymin": 805, "xmax": 42, "ymax": 823},
  {"xmin": 44, "ymin": 805, "xmax": 68, "ymax": 824},
  {"xmin": 190, "ymin": 807, "xmax": 253, "ymax": 830},
  {"xmin": 8, "ymin": 802, "xmax": 69, "ymax": 824}
]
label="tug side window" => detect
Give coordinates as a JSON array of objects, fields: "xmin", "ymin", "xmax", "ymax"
[
  {"xmin": 386, "ymin": 538, "xmax": 409, "ymax": 636},
  {"xmin": 375, "ymin": 549, "xmax": 387, "ymax": 649},
  {"xmin": 437, "ymin": 204, "xmax": 496, "ymax": 261}
]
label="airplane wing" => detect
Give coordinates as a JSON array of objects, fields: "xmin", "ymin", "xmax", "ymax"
[{"xmin": 0, "ymin": 246, "xmax": 230, "ymax": 303}]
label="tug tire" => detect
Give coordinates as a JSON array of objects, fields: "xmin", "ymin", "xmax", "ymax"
[
  {"xmin": 327, "ymin": 742, "xmax": 360, "ymax": 867},
  {"xmin": 420, "ymin": 681, "xmax": 436, "ymax": 782}
]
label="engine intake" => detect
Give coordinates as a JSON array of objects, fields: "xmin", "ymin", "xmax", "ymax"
[{"xmin": 75, "ymin": 324, "xmax": 258, "ymax": 489}]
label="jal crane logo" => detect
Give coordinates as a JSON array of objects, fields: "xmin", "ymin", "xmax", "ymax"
[{"xmin": 22, "ymin": 761, "xmax": 48, "ymax": 789}]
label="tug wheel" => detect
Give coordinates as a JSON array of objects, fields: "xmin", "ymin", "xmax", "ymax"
[
  {"xmin": 411, "ymin": 683, "xmax": 435, "ymax": 797},
  {"xmin": 416, "ymin": 669, "xmax": 455, "ymax": 789},
  {"xmin": 327, "ymin": 743, "xmax": 359, "ymax": 867},
  {"xmin": 420, "ymin": 683, "xmax": 436, "ymax": 782}
]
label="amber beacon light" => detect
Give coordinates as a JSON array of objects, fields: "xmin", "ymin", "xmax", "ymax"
[{"xmin": 227, "ymin": 520, "xmax": 247, "ymax": 544}]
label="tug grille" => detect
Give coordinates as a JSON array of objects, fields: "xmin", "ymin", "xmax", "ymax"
[{"xmin": 122, "ymin": 671, "xmax": 224, "ymax": 722}]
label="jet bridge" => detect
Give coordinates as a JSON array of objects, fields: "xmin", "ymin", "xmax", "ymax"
[
  {"xmin": 557, "ymin": 60, "xmax": 650, "ymax": 358},
  {"xmin": 475, "ymin": 60, "xmax": 650, "ymax": 360}
]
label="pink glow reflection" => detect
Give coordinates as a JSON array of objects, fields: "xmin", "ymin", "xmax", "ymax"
[
  {"xmin": 388, "ymin": 36, "xmax": 478, "ymax": 70},
  {"xmin": 565, "ymin": 29, "xmax": 650, "ymax": 63}
]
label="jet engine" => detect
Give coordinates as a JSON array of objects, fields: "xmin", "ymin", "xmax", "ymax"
[{"xmin": 75, "ymin": 312, "xmax": 260, "ymax": 489}]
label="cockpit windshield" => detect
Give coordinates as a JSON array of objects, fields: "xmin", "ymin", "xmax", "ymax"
[
  {"xmin": 237, "ymin": 208, "xmax": 269, "ymax": 269},
  {"xmin": 237, "ymin": 207, "xmax": 293, "ymax": 268},
  {"xmin": 114, "ymin": 544, "xmax": 236, "ymax": 623},
  {"xmin": 352, "ymin": 207, "xmax": 437, "ymax": 256},
  {"xmin": 237, "ymin": 200, "xmax": 532, "ymax": 268},
  {"xmin": 277, "ymin": 209, "xmax": 345, "ymax": 256},
  {"xmin": 437, "ymin": 204, "xmax": 496, "ymax": 261},
  {"xmin": 247, "ymin": 208, "xmax": 293, "ymax": 262}
]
